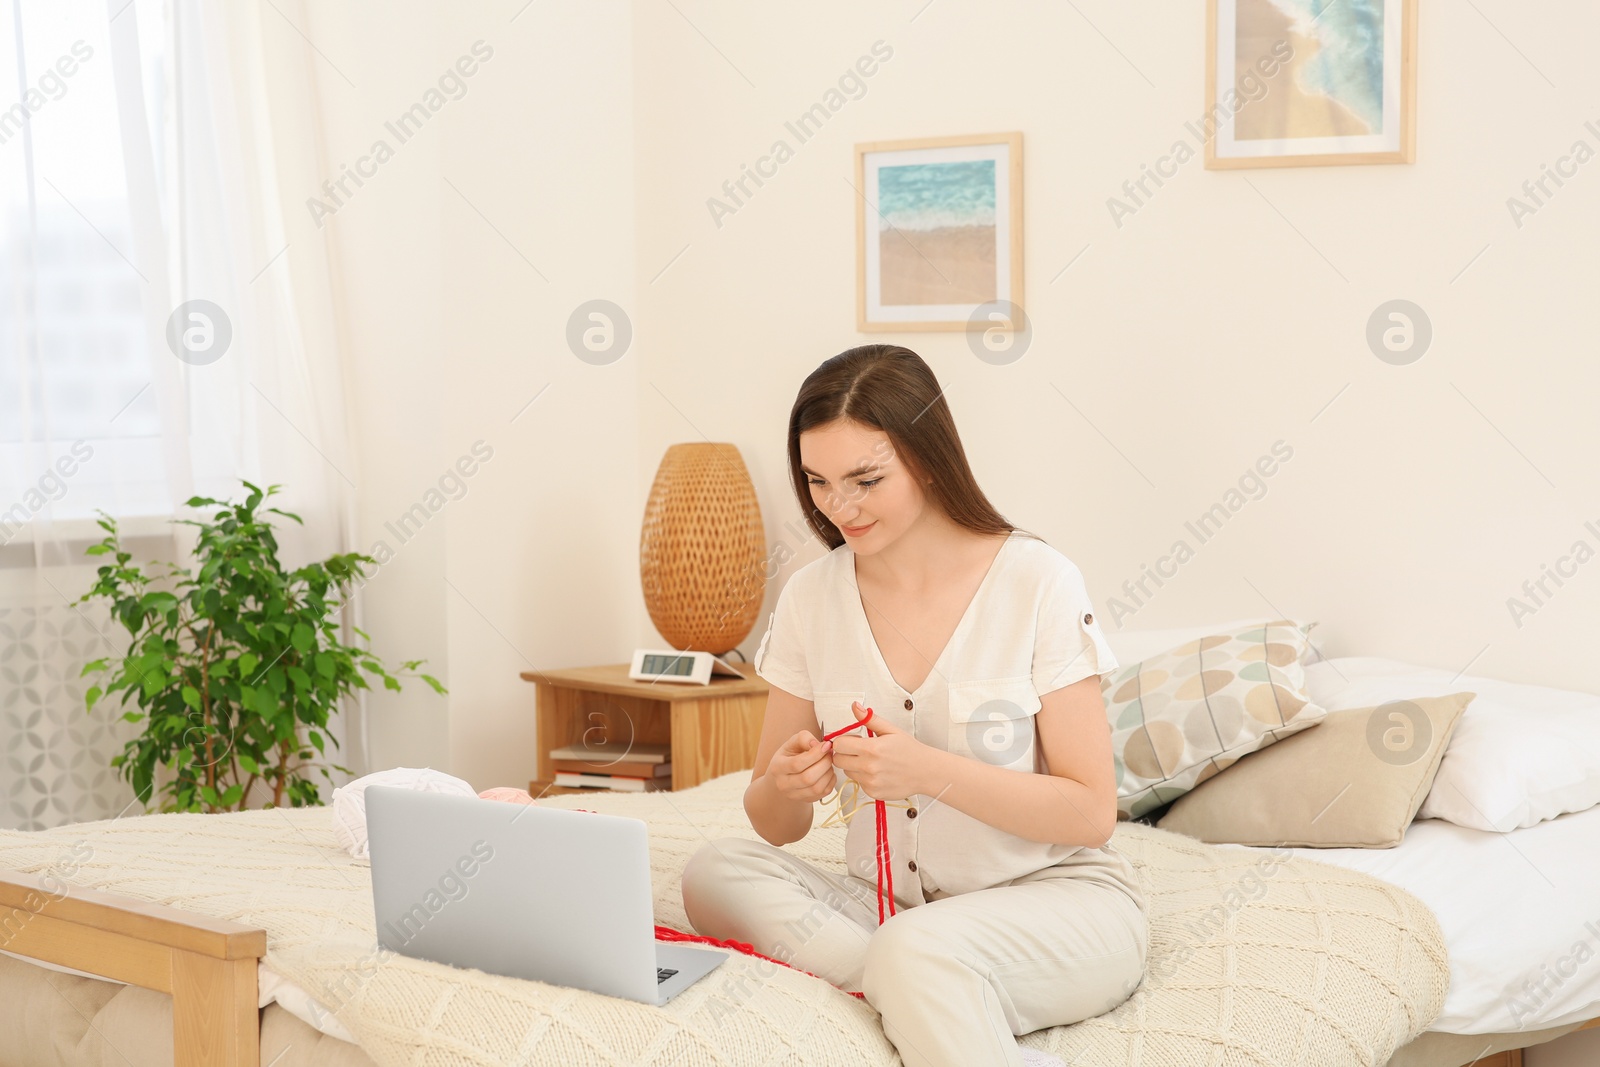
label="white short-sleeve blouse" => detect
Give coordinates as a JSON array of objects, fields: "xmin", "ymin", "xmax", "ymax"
[{"xmin": 752, "ymin": 529, "xmax": 1140, "ymax": 907}]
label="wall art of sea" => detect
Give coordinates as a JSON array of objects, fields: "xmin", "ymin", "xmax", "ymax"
[
  {"xmin": 1263, "ymin": 0, "xmax": 1385, "ymax": 134},
  {"xmin": 875, "ymin": 159, "xmax": 997, "ymax": 306}
]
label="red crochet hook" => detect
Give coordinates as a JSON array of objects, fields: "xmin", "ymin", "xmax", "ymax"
[{"xmin": 820, "ymin": 705, "xmax": 896, "ymax": 923}]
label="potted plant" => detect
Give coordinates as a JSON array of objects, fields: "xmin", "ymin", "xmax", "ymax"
[{"xmin": 78, "ymin": 482, "xmax": 443, "ymax": 813}]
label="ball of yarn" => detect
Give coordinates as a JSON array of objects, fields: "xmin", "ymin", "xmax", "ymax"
[
  {"xmin": 330, "ymin": 767, "xmax": 477, "ymax": 858},
  {"xmin": 478, "ymin": 787, "xmax": 538, "ymax": 805}
]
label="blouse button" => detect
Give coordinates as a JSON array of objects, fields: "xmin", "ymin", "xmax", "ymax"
[
  {"xmin": 907, "ymin": 859, "xmax": 917, "ymax": 872},
  {"xmin": 903, "ymin": 698, "xmax": 913, "ymax": 710},
  {"xmin": 906, "ymin": 806, "xmax": 917, "ymax": 819},
  {"xmin": 1084, "ymin": 612, "xmax": 1094, "ymax": 625}
]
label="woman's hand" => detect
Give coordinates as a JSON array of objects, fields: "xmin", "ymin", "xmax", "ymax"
[
  {"xmin": 767, "ymin": 730, "xmax": 838, "ymax": 804},
  {"xmin": 829, "ymin": 701, "xmax": 930, "ymax": 801}
]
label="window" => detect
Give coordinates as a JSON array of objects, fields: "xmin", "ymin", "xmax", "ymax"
[{"xmin": 1, "ymin": 0, "xmax": 176, "ymax": 536}]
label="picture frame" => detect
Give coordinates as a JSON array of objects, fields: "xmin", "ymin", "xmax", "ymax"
[
  {"xmin": 855, "ymin": 132, "xmax": 1023, "ymax": 332},
  {"xmin": 1205, "ymin": 0, "xmax": 1417, "ymax": 169}
]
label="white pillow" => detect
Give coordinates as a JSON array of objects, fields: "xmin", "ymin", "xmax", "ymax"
[
  {"xmin": 1303, "ymin": 657, "xmax": 1600, "ymax": 832},
  {"xmin": 1103, "ymin": 617, "xmax": 1323, "ymax": 666}
]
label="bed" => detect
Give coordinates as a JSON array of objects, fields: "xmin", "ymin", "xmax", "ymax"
[
  {"xmin": 0, "ymin": 766, "xmax": 1596, "ymax": 1067},
  {"xmin": 1228, "ymin": 802, "xmax": 1600, "ymax": 1067},
  {"xmin": 3, "ymin": 630, "xmax": 1599, "ymax": 1067}
]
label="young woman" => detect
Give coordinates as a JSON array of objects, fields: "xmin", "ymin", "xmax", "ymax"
[{"xmin": 680, "ymin": 344, "xmax": 1148, "ymax": 1067}]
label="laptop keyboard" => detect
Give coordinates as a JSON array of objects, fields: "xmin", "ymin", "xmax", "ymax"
[{"xmin": 656, "ymin": 967, "xmax": 678, "ymax": 984}]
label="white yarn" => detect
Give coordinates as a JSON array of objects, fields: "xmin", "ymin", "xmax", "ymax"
[{"xmin": 329, "ymin": 767, "xmax": 477, "ymax": 859}]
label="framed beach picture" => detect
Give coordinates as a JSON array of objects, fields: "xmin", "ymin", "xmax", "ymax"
[
  {"xmin": 1205, "ymin": 0, "xmax": 1417, "ymax": 168},
  {"xmin": 855, "ymin": 132, "xmax": 1023, "ymax": 332}
]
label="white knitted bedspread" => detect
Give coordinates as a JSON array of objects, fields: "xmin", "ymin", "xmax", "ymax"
[{"xmin": 0, "ymin": 771, "xmax": 1448, "ymax": 1066}]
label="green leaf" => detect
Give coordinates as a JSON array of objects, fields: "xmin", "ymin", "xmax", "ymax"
[
  {"xmin": 81, "ymin": 658, "xmax": 108, "ymax": 677},
  {"xmin": 313, "ymin": 652, "xmax": 335, "ymax": 679},
  {"xmin": 181, "ymin": 685, "xmax": 201, "ymax": 710},
  {"xmin": 291, "ymin": 623, "xmax": 314, "ymax": 652},
  {"xmin": 141, "ymin": 591, "xmax": 178, "ymax": 613},
  {"xmin": 85, "ymin": 544, "xmax": 110, "ymax": 556},
  {"xmin": 238, "ymin": 754, "xmax": 260, "ymax": 776},
  {"xmin": 122, "ymin": 711, "xmax": 142, "ymax": 723},
  {"xmin": 309, "ymin": 730, "xmax": 325, "ymax": 754},
  {"xmin": 238, "ymin": 652, "xmax": 259, "ymax": 678},
  {"xmin": 85, "ymin": 686, "xmax": 103, "ymax": 710}
]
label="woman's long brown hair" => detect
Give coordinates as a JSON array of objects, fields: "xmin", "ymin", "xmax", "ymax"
[{"xmin": 786, "ymin": 344, "xmax": 1034, "ymax": 551}]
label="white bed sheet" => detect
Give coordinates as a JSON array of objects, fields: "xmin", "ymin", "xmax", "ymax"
[{"xmin": 1213, "ymin": 802, "xmax": 1600, "ymax": 1034}]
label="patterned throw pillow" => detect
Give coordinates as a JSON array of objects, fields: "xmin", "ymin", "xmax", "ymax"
[{"xmin": 1102, "ymin": 620, "xmax": 1326, "ymax": 819}]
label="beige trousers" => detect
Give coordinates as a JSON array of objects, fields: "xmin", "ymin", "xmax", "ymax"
[{"xmin": 681, "ymin": 837, "xmax": 1149, "ymax": 1067}]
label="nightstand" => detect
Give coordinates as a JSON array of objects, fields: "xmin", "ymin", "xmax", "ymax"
[{"xmin": 521, "ymin": 662, "xmax": 769, "ymax": 795}]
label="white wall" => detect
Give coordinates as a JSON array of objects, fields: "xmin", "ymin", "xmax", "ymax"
[
  {"xmin": 293, "ymin": 6, "xmax": 1600, "ymax": 771},
  {"xmin": 298, "ymin": 0, "xmax": 637, "ymax": 788},
  {"xmin": 634, "ymin": 2, "xmax": 1599, "ymax": 699},
  {"xmin": 439, "ymin": 2, "xmax": 639, "ymax": 793},
  {"xmin": 299, "ymin": 0, "xmax": 1600, "ymax": 775},
  {"xmin": 295, "ymin": 0, "xmax": 450, "ymax": 772}
]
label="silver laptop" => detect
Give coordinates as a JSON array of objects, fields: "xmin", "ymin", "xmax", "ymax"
[{"xmin": 365, "ymin": 785, "xmax": 725, "ymax": 1005}]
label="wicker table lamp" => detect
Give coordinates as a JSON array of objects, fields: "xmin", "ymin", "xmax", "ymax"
[{"xmin": 639, "ymin": 443, "xmax": 767, "ymax": 656}]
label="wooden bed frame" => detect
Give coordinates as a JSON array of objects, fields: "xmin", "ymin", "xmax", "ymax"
[
  {"xmin": 0, "ymin": 867, "xmax": 265, "ymax": 1066},
  {"xmin": 1, "ymin": 865, "xmax": 1596, "ymax": 1067}
]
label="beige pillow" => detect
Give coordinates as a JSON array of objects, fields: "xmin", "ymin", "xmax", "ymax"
[
  {"xmin": 1156, "ymin": 692, "xmax": 1476, "ymax": 848},
  {"xmin": 1105, "ymin": 620, "xmax": 1327, "ymax": 820}
]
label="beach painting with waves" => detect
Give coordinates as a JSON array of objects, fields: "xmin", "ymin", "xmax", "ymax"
[
  {"xmin": 857, "ymin": 133, "xmax": 1022, "ymax": 330},
  {"xmin": 1207, "ymin": 0, "xmax": 1416, "ymax": 168}
]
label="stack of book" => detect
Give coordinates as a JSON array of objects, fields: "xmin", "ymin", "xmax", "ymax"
[{"xmin": 550, "ymin": 741, "xmax": 672, "ymax": 792}]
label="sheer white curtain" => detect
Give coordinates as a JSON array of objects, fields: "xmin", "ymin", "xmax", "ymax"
[{"xmin": 0, "ymin": 0, "xmax": 360, "ymax": 829}]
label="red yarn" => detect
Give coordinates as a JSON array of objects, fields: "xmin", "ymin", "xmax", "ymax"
[
  {"xmin": 821, "ymin": 705, "xmax": 896, "ymax": 923},
  {"xmin": 654, "ymin": 924, "xmax": 866, "ymax": 999},
  {"xmin": 576, "ymin": 710, "xmax": 894, "ymax": 1001}
]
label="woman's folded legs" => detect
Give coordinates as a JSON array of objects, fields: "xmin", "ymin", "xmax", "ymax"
[
  {"xmin": 681, "ymin": 839, "xmax": 1148, "ymax": 1067},
  {"xmin": 681, "ymin": 836, "xmax": 884, "ymax": 990}
]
